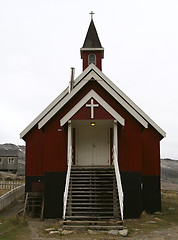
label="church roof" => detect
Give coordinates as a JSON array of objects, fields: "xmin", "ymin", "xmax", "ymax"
[
  {"xmin": 82, "ymin": 19, "xmax": 103, "ymax": 49},
  {"xmin": 20, "ymin": 64, "xmax": 166, "ymax": 139}
]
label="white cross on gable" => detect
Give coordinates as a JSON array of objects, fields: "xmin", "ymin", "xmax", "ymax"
[{"xmin": 86, "ymin": 99, "xmax": 99, "ymax": 119}]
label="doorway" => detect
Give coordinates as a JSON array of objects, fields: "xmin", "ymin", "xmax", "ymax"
[{"xmin": 75, "ymin": 127, "xmax": 110, "ymax": 166}]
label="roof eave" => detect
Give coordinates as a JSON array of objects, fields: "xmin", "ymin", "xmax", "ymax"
[
  {"xmin": 20, "ymin": 87, "xmax": 69, "ymax": 139},
  {"xmin": 80, "ymin": 48, "xmax": 104, "ymax": 58}
]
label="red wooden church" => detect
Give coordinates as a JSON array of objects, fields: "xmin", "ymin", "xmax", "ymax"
[{"xmin": 20, "ymin": 16, "xmax": 166, "ymax": 222}]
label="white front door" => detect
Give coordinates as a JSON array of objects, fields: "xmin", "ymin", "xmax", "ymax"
[{"xmin": 76, "ymin": 127, "xmax": 110, "ymax": 166}]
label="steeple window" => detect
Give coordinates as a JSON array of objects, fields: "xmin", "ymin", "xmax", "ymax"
[{"xmin": 88, "ymin": 54, "xmax": 96, "ymax": 65}]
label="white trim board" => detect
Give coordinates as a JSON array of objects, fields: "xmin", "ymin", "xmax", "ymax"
[
  {"xmin": 20, "ymin": 88, "xmax": 68, "ymax": 138},
  {"xmin": 60, "ymin": 90, "xmax": 125, "ymax": 126}
]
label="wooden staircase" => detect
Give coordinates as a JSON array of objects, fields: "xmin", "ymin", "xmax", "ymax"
[
  {"xmin": 63, "ymin": 166, "xmax": 123, "ymax": 230},
  {"xmin": 23, "ymin": 192, "xmax": 44, "ymax": 219}
]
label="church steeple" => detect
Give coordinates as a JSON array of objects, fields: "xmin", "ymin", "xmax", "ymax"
[{"xmin": 80, "ymin": 13, "xmax": 104, "ymax": 71}]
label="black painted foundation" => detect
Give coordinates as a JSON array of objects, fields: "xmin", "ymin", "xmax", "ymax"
[
  {"xmin": 142, "ymin": 175, "xmax": 161, "ymax": 213},
  {"xmin": 121, "ymin": 172, "xmax": 142, "ymax": 218},
  {"xmin": 25, "ymin": 172, "xmax": 66, "ymax": 218},
  {"xmin": 44, "ymin": 172, "xmax": 66, "ymax": 218},
  {"xmin": 120, "ymin": 172, "xmax": 161, "ymax": 218}
]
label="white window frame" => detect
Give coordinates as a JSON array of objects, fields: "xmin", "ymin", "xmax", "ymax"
[
  {"xmin": 88, "ymin": 54, "xmax": 96, "ymax": 65},
  {"xmin": 0, "ymin": 157, "xmax": 3, "ymax": 164},
  {"xmin": 8, "ymin": 157, "xmax": 14, "ymax": 164}
]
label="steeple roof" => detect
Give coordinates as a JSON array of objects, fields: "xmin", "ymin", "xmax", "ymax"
[{"xmin": 82, "ymin": 19, "xmax": 103, "ymax": 48}]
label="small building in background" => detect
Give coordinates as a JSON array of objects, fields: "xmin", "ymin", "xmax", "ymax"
[{"xmin": 0, "ymin": 150, "xmax": 18, "ymax": 174}]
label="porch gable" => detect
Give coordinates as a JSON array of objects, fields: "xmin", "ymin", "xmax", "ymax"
[{"xmin": 60, "ymin": 90, "xmax": 125, "ymax": 126}]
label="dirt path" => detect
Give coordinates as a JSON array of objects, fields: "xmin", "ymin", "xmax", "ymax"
[{"xmin": 27, "ymin": 219, "xmax": 58, "ymax": 240}]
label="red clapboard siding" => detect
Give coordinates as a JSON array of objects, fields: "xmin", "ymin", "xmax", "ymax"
[
  {"xmin": 141, "ymin": 125, "xmax": 161, "ymax": 176},
  {"xmin": 43, "ymin": 112, "xmax": 68, "ymax": 172},
  {"xmin": 25, "ymin": 125, "xmax": 44, "ymax": 176},
  {"xmin": 118, "ymin": 118, "xmax": 142, "ymax": 172}
]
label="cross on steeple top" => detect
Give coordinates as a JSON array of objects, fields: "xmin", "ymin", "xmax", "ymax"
[{"xmin": 89, "ymin": 11, "xmax": 95, "ymax": 20}]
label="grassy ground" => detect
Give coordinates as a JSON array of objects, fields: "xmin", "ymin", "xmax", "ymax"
[
  {"xmin": 0, "ymin": 190, "xmax": 178, "ymax": 239},
  {"xmin": 125, "ymin": 190, "xmax": 178, "ymax": 237},
  {"xmin": 0, "ymin": 216, "xmax": 28, "ymax": 240}
]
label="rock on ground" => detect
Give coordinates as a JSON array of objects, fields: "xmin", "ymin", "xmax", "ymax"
[
  {"xmin": 119, "ymin": 229, "xmax": 128, "ymax": 237},
  {"xmin": 108, "ymin": 229, "xmax": 119, "ymax": 235}
]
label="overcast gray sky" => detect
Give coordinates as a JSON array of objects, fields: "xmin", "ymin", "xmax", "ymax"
[{"xmin": 0, "ymin": 0, "xmax": 178, "ymax": 159}]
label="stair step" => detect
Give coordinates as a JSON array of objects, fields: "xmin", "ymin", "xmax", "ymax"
[
  {"xmin": 67, "ymin": 202, "xmax": 113, "ymax": 206},
  {"xmin": 69, "ymin": 201, "xmax": 114, "ymax": 204},
  {"xmin": 71, "ymin": 166, "xmax": 114, "ymax": 169},
  {"xmin": 68, "ymin": 211, "xmax": 113, "ymax": 215},
  {"xmin": 70, "ymin": 181, "xmax": 114, "ymax": 184},
  {"xmin": 69, "ymin": 187, "xmax": 113, "ymax": 191},
  {"xmin": 71, "ymin": 174, "xmax": 114, "ymax": 176},
  {"xmin": 69, "ymin": 195, "xmax": 114, "ymax": 198},
  {"xmin": 63, "ymin": 220, "xmax": 123, "ymax": 225},
  {"xmin": 68, "ymin": 206, "xmax": 112, "ymax": 211},
  {"xmin": 70, "ymin": 180, "xmax": 113, "ymax": 184},
  {"xmin": 69, "ymin": 189, "xmax": 113, "ymax": 192},
  {"xmin": 71, "ymin": 172, "xmax": 114, "ymax": 174},
  {"xmin": 68, "ymin": 200, "xmax": 114, "ymax": 204},
  {"xmin": 65, "ymin": 215, "xmax": 114, "ymax": 220},
  {"xmin": 63, "ymin": 225, "xmax": 123, "ymax": 230}
]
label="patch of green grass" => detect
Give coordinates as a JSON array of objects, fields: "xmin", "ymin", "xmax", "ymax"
[
  {"xmin": 161, "ymin": 190, "xmax": 178, "ymax": 224},
  {"xmin": 0, "ymin": 216, "xmax": 28, "ymax": 240}
]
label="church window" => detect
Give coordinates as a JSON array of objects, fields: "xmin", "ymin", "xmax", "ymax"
[
  {"xmin": 88, "ymin": 54, "xmax": 96, "ymax": 65},
  {"xmin": 8, "ymin": 157, "xmax": 14, "ymax": 164}
]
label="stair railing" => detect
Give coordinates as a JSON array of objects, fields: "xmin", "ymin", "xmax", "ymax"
[
  {"xmin": 113, "ymin": 145, "xmax": 124, "ymax": 220},
  {"xmin": 63, "ymin": 146, "xmax": 72, "ymax": 220}
]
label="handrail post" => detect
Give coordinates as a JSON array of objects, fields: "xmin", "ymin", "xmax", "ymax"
[
  {"xmin": 113, "ymin": 146, "xmax": 124, "ymax": 220},
  {"xmin": 63, "ymin": 146, "xmax": 72, "ymax": 220}
]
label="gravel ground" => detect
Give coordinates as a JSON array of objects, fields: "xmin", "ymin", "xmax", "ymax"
[{"xmin": 27, "ymin": 221, "xmax": 178, "ymax": 240}]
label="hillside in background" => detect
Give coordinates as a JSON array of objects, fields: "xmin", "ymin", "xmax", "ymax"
[{"xmin": 161, "ymin": 158, "xmax": 178, "ymax": 184}]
